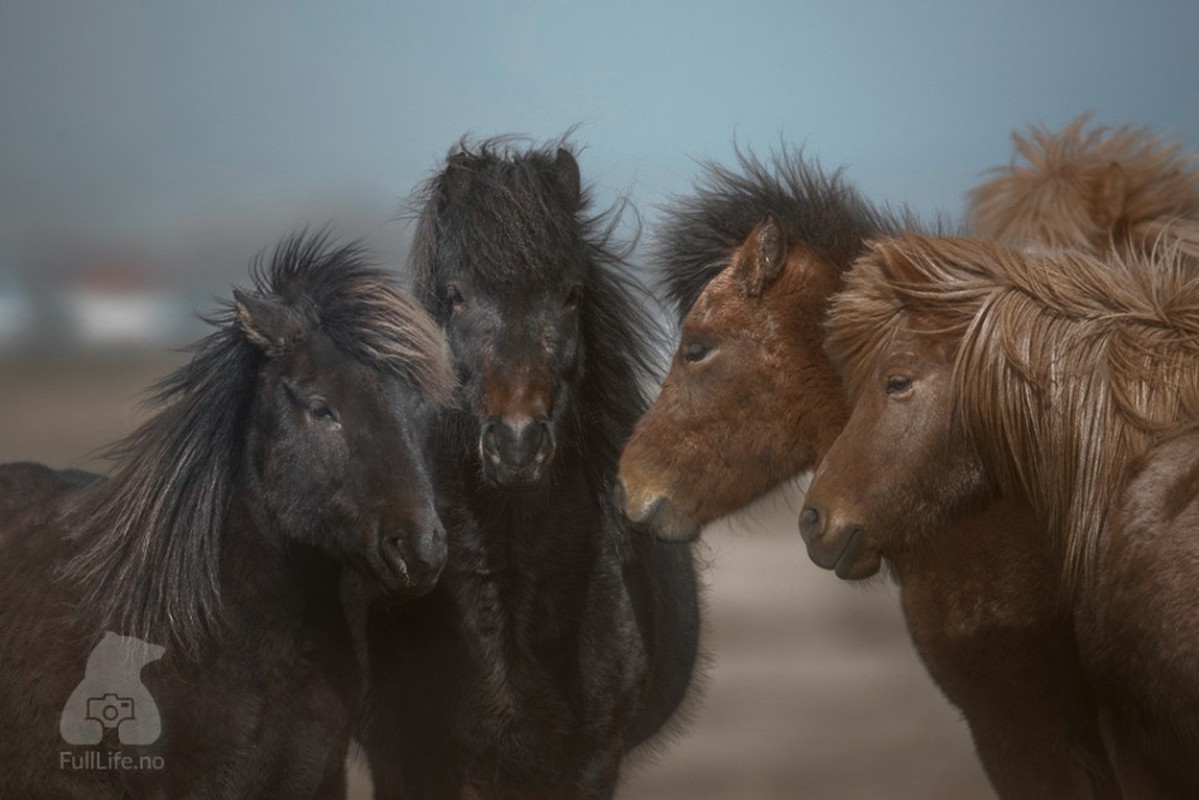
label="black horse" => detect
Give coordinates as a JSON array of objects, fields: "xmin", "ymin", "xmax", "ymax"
[
  {"xmin": 358, "ymin": 139, "xmax": 703, "ymax": 798},
  {"xmin": 0, "ymin": 233, "xmax": 454, "ymax": 799}
]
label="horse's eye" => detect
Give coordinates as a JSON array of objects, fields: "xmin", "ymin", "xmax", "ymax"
[
  {"xmin": 683, "ymin": 342, "xmax": 714, "ymax": 364},
  {"xmin": 446, "ymin": 284, "xmax": 466, "ymax": 310},
  {"xmin": 308, "ymin": 399, "xmax": 338, "ymax": 423},
  {"xmin": 885, "ymin": 376, "xmax": 913, "ymax": 396},
  {"xmin": 564, "ymin": 284, "xmax": 584, "ymax": 310}
]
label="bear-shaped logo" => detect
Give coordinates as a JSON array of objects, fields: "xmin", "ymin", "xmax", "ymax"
[{"xmin": 60, "ymin": 631, "xmax": 165, "ymax": 746}]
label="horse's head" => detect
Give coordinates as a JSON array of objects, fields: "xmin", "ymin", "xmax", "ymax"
[
  {"xmin": 234, "ymin": 254, "xmax": 454, "ymax": 595},
  {"xmin": 417, "ymin": 144, "xmax": 590, "ymax": 489},
  {"xmin": 618, "ymin": 213, "xmax": 847, "ymax": 541},
  {"xmin": 800, "ymin": 244, "xmax": 992, "ymax": 580},
  {"xmin": 806, "ymin": 232, "xmax": 1199, "ymax": 585}
]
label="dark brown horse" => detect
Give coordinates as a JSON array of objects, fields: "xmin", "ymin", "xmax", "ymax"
[
  {"xmin": 802, "ymin": 234, "xmax": 1199, "ymax": 797},
  {"xmin": 968, "ymin": 114, "xmax": 1199, "ymax": 264},
  {"xmin": 617, "ymin": 150, "xmax": 1120, "ymax": 797},
  {"xmin": 0, "ymin": 233, "xmax": 454, "ymax": 798},
  {"xmin": 357, "ymin": 138, "xmax": 702, "ymax": 799}
]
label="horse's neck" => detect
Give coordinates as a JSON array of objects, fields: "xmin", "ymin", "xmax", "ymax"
[
  {"xmin": 465, "ymin": 482, "xmax": 604, "ymax": 566},
  {"xmin": 888, "ymin": 496, "xmax": 1050, "ymax": 585},
  {"xmin": 460, "ymin": 491, "xmax": 609, "ymax": 578},
  {"xmin": 443, "ymin": 435, "xmax": 613, "ymax": 621},
  {"xmin": 448, "ymin": 499, "xmax": 611, "ymax": 701},
  {"xmin": 219, "ymin": 493, "xmax": 344, "ymax": 637}
]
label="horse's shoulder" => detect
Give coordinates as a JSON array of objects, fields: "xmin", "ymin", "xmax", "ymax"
[{"xmin": 0, "ymin": 462, "xmax": 98, "ymax": 507}]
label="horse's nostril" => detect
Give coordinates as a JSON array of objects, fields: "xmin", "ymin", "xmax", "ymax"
[
  {"xmin": 799, "ymin": 506, "xmax": 822, "ymax": 543},
  {"xmin": 531, "ymin": 418, "xmax": 554, "ymax": 462},
  {"xmin": 382, "ymin": 536, "xmax": 410, "ymax": 578},
  {"xmin": 481, "ymin": 422, "xmax": 500, "ymax": 460}
]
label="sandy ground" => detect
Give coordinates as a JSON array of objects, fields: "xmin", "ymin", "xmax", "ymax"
[{"xmin": 1, "ymin": 354, "xmax": 994, "ymax": 799}]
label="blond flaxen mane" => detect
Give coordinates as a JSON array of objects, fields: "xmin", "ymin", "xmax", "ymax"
[
  {"xmin": 827, "ymin": 234, "xmax": 1199, "ymax": 594},
  {"xmin": 968, "ymin": 115, "xmax": 1199, "ymax": 264}
]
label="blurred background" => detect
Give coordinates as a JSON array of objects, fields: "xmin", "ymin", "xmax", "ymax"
[{"xmin": 2, "ymin": 1, "xmax": 1196, "ymax": 797}]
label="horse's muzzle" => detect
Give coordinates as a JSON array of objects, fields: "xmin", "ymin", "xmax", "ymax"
[
  {"xmin": 799, "ymin": 504, "xmax": 879, "ymax": 580},
  {"xmin": 617, "ymin": 478, "xmax": 701, "ymax": 543},
  {"xmin": 480, "ymin": 416, "xmax": 555, "ymax": 488},
  {"xmin": 377, "ymin": 518, "xmax": 447, "ymax": 596}
]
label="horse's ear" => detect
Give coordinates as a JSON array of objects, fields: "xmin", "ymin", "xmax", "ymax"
[
  {"xmin": 1095, "ymin": 160, "xmax": 1127, "ymax": 228},
  {"xmin": 737, "ymin": 213, "xmax": 787, "ymax": 298},
  {"xmin": 555, "ymin": 148, "xmax": 581, "ymax": 204},
  {"xmin": 233, "ymin": 289, "xmax": 306, "ymax": 356},
  {"xmin": 444, "ymin": 153, "xmax": 476, "ymax": 204}
]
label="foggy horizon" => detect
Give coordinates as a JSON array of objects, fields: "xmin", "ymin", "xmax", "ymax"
[{"xmin": 2, "ymin": 0, "xmax": 1196, "ymax": 348}]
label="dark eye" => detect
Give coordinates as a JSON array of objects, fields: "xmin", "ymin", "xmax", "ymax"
[
  {"xmin": 885, "ymin": 376, "xmax": 913, "ymax": 396},
  {"xmin": 683, "ymin": 341, "xmax": 714, "ymax": 364},
  {"xmin": 446, "ymin": 283, "xmax": 465, "ymax": 310},
  {"xmin": 307, "ymin": 398, "xmax": 338, "ymax": 422},
  {"xmin": 564, "ymin": 283, "xmax": 584, "ymax": 310}
]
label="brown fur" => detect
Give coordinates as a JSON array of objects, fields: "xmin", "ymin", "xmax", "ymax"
[
  {"xmin": 968, "ymin": 114, "xmax": 1199, "ymax": 263},
  {"xmin": 810, "ymin": 234, "xmax": 1199, "ymax": 796},
  {"xmin": 827, "ymin": 234, "xmax": 1199, "ymax": 595},
  {"xmin": 620, "ymin": 152, "xmax": 1118, "ymax": 795},
  {"xmin": 619, "ymin": 149, "xmax": 904, "ymax": 540},
  {"xmin": 1076, "ymin": 428, "xmax": 1199, "ymax": 795},
  {"xmin": 480, "ymin": 360, "xmax": 552, "ymax": 421},
  {"xmin": 620, "ymin": 222, "xmax": 848, "ymax": 538}
]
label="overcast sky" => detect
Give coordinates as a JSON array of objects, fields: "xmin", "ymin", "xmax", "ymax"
[{"xmin": 1, "ymin": 0, "xmax": 1196, "ymax": 278}]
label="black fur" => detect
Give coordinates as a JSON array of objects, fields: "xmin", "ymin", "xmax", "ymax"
[
  {"xmin": 359, "ymin": 137, "xmax": 703, "ymax": 799},
  {"xmin": 0, "ymin": 233, "xmax": 451, "ymax": 798}
]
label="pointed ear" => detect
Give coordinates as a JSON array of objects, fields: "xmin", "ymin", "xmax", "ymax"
[
  {"xmin": 233, "ymin": 289, "xmax": 306, "ymax": 356},
  {"xmin": 555, "ymin": 147, "xmax": 581, "ymax": 204},
  {"xmin": 736, "ymin": 213, "xmax": 787, "ymax": 298},
  {"xmin": 444, "ymin": 152, "xmax": 476, "ymax": 205},
  {"xmin": 1095, "ymin": 160, "xmax": 1127, "ymax": 229}
]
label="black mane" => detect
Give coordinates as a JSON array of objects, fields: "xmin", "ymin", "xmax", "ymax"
[
  {"xmin": 408, "ymin": 137, "xmax": 664, "ymax": 485},
  {"xmin": 360, "ymin": 139, "xmax": 702, "ymax": 797},
  {"xmin": 62, "ymin": 232, "xmax": 452, "ymax": 656},
  {"xmin": 654, "ymin": 146, "xmax": 919, "ymax": 320}
]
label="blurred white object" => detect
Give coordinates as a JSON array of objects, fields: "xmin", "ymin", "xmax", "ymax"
[{"xmin": 63, "ymin": 261, "xmax": 184, "ymax": 347}]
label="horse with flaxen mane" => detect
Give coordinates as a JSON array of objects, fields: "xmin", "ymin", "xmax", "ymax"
[
  {"xmin": 804, "ymin": 234, "xmax": 1199, "ymax": 797},
  {"xmin": 357, "ymin": 138, "xmax": 702, "ymax": 799},
  {"xmin": 618, "ymin": 148, "xmax": 1121, "ymax": 797},
  {"xmin": 0, "ymin": 233, "xmax": 454, "ymax": 799},
  {"xmin": 968, "ymin": 114, "xmax": 1199, "ymax": 263}
]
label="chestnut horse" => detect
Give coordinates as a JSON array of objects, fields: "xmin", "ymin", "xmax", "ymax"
[
  {"xmin": 803, "ymin": 235, "xmax": 1199, "ymax": 797},
  {"xmin": 618, "ymin": 150, "xmax": 903, "ymax": 539},
  {"xmin": 618, "ymin": 150, "xmax": 1119, "ymax": 797},
  {"xmin": 968, "ymin": 114, "xmax": 1199, "ymax": 263}
]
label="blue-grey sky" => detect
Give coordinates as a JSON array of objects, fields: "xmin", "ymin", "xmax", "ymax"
[{"xmin": 2, "ymin": 0, "xmax": 1196, "ymax": 276}]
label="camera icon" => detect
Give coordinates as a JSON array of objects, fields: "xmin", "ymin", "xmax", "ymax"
[{"xmin": 85, "ymin": 694, "xmax": 135, "ymax": 729}]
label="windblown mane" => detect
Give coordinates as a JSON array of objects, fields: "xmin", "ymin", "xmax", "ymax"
[
  {"xmin": 64, "ymin": 232, "xmax": 454, "ymax": 655},
  {"xmin": 653, "ymin": 146, "xmax": 918, "ymax": 320},
  {"xmin": 407, "ymin": 136, "xmax": 662, "ymax": 487},
  {"xmin": 828, "ymin": 233, "xmax": 1199, "ymax": 594},
  {"xmin": 968, "ymin": 114, "xmax": 1199, "ymax": 262}
]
